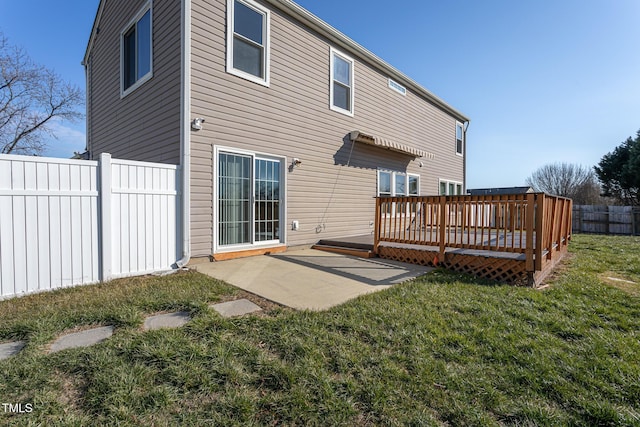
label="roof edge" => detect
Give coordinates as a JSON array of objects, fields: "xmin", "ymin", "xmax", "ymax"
[
  {"xmin": 81, "ymin": 0, "xmax": 470, "ymax": 122},
  {"xmin": 82, "ymin": 0, "xmax": 106, "ymax": 66},
  {"xmin": 266, "ymin": 0, "xmax": 470, "ymax": 122}
]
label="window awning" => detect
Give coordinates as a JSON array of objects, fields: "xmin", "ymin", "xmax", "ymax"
[{"xmin": 350, "ymin": 131, "xmax": 435, "ymax": 159}]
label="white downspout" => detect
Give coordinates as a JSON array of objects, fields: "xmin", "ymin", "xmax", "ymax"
[
  {"xmin": 463, "ymin": 120, "xmax": 470, "ymax": 193},
  {"xmin": 82, "ymin": 55, "xmax": 91, "ymax": 156},
  {"xmin": 84, "ymin": 60, "xmax": 89, "ymax": 155},
  {"xmin": 176, "ymin": 0, "xmax": 191, "ymax": 267}
]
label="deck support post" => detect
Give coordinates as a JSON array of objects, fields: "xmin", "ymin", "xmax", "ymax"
[
  {"xmin": 525, "ymin": 193, "xmax": 535, "ymax": 286},
  {"xmin": 438, "ymin": 196, "xmax": 447, "ymax": 264},
  {"xmin": 373, "ymin": 197, "xmax": 380, "ymax": 255},
  {"xmin": 534, "ymin": 194, "xmax": 544, "ymax": 272}
]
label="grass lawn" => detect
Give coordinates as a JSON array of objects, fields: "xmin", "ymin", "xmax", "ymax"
[{"xmin": 1, "ymin": 234, "xmax": 639, "ymax": 426}]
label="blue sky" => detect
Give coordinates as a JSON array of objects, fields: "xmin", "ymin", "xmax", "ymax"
[{"xmin": 1, "ymin": 0, "xmax": 639, "ymax": 188}]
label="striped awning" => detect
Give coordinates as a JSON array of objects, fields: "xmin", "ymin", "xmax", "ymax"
[{"xmin": 350, "ymin": 131, "xmax": 435, "ymax": 159}]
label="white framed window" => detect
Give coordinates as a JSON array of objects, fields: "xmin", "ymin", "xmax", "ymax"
[
  {"xmin": 378, "ymin": 170, "xmax": 420, "ymax": 197},
  {"xmin": 388, "ymin": 78, "xmax": 406, "ymax": 96},
  {"xmin": 456, "ymin": 121, "xmax": 464, "ymax": 156},
  {"xmin": 378, "ymin": 170, "xmax": 392, "ymax": 197},
  {"xmin": 408, "ymin": 175, "xmax": 419, "ymax": 196},
  {"xmin": 378, "ymin": 170, "xmax": 420, "ymax": 215},
  {"xmin": 226, "ymin": 0, "xmax": 270, "ymax": 87},
  {"xmin": 121, "ymin": 1, "xmax": 153, "ymax": 97},
  {"xmin": 395, "ymin": 173, "xmax": 407, "ymax": 196},
  {"xmin": 439, "ymin": 179, "xmax": 463, "ymax": 195},
  {"xmin": 330, "ymin": 48, "xmax": 354, "ymax": 116}
]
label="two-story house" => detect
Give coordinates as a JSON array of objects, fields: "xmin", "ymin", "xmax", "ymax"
[{"xmin": 83, "ymin": 0, "xmax": 470, "ymax": 262}]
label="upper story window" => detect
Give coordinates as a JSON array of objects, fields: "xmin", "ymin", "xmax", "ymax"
[
  {"xmin": 330, "ymin": 48, "xmax": 354, "ymax": 116},
  {"xmin": 456, "ymin": 122, "xmax": 464, "ymax": 156},
  {"xmin": 227, "ymin": 0, "xmax": 270, "ymax": 86},
  {"xmin": 121, "ymin": 2, "xmax": 152, "ymax": 97}
]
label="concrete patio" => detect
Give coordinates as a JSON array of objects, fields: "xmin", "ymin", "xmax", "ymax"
[{"xmin": 193, "ymin": 248, "xmax": 433, "ymax": 310}]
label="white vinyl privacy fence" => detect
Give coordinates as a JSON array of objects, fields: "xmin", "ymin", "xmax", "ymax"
[{"xmin": 0, "ymin": 153, "xmax": 181, "ymax": 299}]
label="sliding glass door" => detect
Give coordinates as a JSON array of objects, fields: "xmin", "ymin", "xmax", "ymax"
[
  {"xmin": 218, "ymin": 151, "xmax": 282, "ymax": 248},
  {"xmin": 218, "ymin": 153, "xmax": 252, "ymax": 246},
  {"xmin": 254, "ymin": 158, "xmax": 280, "ymax": 243}
]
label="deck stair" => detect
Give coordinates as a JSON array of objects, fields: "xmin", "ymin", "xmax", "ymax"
[{"xmin": 312, "ymin": 237, "xmax": 375, "ymax": 258}]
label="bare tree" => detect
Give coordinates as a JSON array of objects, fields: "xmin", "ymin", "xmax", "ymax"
[
  {"xmin": 573, "ymin": 175, "xmax": 605, "ymax": 205},
  {"xmin": 1, "ymin": 33, "xmax": 83, "ymax": 155},
  {"xmin": 525, "ymin": 162, "xmax": 603, "ymax": 204}
]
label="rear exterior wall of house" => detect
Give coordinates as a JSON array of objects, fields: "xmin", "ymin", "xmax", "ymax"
[
  {"xmin": 189, "ymin": 0, "xmax": 466, "ymax": 256},
  {"xmin": 85, "ymin": 0, "xmax": 466, "ymax": 258}
]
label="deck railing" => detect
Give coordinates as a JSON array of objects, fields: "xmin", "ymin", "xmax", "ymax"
[{"xmin": 374, "ymin": 193, "xmax": 572, "ymax": 277}]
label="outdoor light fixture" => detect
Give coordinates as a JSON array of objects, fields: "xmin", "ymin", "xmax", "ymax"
[
  {"xmin": 191, "ymin": 117, "xmax": 205, "ymax": 131},
  {"xmin": 292, "ymin": 158, "xmax": 302, "ymax": 167}
]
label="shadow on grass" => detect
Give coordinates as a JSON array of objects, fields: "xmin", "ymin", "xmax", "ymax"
[{"xmin": 417, "ymin": 268, "xmax": 504, "ymax": 287}]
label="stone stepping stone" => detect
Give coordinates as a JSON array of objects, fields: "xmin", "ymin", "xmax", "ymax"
[
  {"xmin": 0, "ymin": 341, "xmax": 26, "ymax": 361},
  {"xmin": 143, "ymin": 311, "xmax": 191, "ymax": 331},
  {"xmin": 49, "ymin": 326, "xmax": 114, "ymax": 354},
  {"xmin": 210, "ymin": 299, "xmax": 262, "ymax": 318}
]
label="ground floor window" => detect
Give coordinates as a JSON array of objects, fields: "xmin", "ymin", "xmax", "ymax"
[
  {"xmin": 378, "ymin": 170, "xmax": 419, "ymax": 215},
  {"xmin": 217, "ymin": 149, "xmax": 284, "ymax": 249},
  {"xmin": 439, "ymin": 179, "xmax": 463, "ymax": 196},
  {"xmin": 378, "ymin": 170, "xmax": 419, "ymax": 197}
]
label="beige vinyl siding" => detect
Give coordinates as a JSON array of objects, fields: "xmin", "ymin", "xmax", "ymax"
[
  {"xmin": 87, "ymin": 0, "xmax": 181, "ymax": 164},
  {"xmin": 189, "ymin": 0, "xmax": 464, "ymax": 256}
]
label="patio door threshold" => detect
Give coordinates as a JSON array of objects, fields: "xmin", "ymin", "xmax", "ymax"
[{"xmin": 212, "ymin": 245, "xmax": 287, "ymax": 261}]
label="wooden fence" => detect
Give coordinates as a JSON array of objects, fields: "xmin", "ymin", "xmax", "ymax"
[
  {"xmin": 0, "ymin": 153, "xmax": 181, "ymax": 299},
  {"xmin": 572, "ymin": 205, "xmax": 640, "ymax": 235},
  {"xmin": 373, "ymin": 193, "xmax": 572, "ymax": 285}
]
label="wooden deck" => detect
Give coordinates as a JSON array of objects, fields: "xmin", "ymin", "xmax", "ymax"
[
  {"xmin": 370, "ymin": 193, "xmax": 573, "ymax": 286},
  {"xmin": 318, "ymin": 233, "xmax": 530, "ymax": 260}
]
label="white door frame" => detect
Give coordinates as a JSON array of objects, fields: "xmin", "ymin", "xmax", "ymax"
[{"xmin": 213, "ymin": 145, "xmax": 287, "ymax": 254}]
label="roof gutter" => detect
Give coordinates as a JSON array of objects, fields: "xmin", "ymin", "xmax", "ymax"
[
  {"xmin": 82, "ymin": 0, "xmax": 105, "ymax": 155},
  {"xmin": 82, "ymin": 0, "xmax": 105, "ymax": 67},
  {"xmin": 176, "ymin": 0, "xmax": 192, "ymax": 267},
  {"xmin": 266, "ymin": 0, "xmax": 470, "ymax": 123}
]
